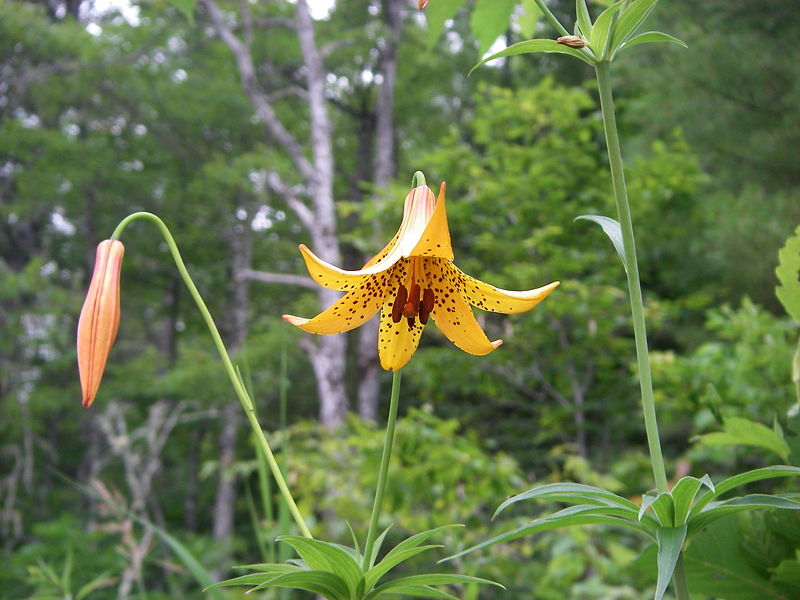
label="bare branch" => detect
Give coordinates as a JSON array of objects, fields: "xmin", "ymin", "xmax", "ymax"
[
  {"xmin": 200, "ymin": 0, "xmax": 315, "ymax": 181},
  {"xmin": 237, "ymin": 269, "xmax": 318, "ymax": 290}
]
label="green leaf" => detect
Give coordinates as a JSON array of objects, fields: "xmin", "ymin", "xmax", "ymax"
[
  {"xmin": 383, "ymin": 524, "xmax": 463, "ymax": 559},
  {"xmin": 692, "ymin": 466, "xmax": 800, "ymax": 515},
  {"xmin": 610, "ymin": 0, "xmax": 660, "ymax": 53},
  {"xmin": 495, "ymin": 481, "xmax": 641, "ymax": 516},
  {"xmin": 776, "ymin": 224, "xmax": 800, "ymax": 321},
  {"xmin": 446, "ymin": 504, "xmax": 654, "ymax": 561},
  {"xmin": 655, "ymin": 525, "xmax": 687, "ymax": 600},
  {"xmin": 671, "ymin": 475, "xmax": 714, "ymax": 525},
  {"xmin": 690, "ymin": 494, "xmax": 800, "ymax": 535},
  {"xmin": 367, "ymin": 525, "xmax": 393, "ymax": 569},
  {"xmin": 370, "ymin": 573, "xmax": 503, "ymax": 599},
  {"xmin": 278, "ymin": 536, "xmax": 364, "ymax": 598},
  {"xmin": 425, "ymin": 0, "xmax": 466, "ymax": 48},
  {"xmin": 618, "ymin": 30, "xmax": 687, "ymax": 52},
  {"xmin": 576, "ymin": 0, "xmax": 593, "ymax": 38},
  {"xmin": 471, "ymin": 0, "xmax": 517, "ymax": 55},
  {"xmin": 250, "ymin": 570, "xmax": 351, "ymax": 600},
  {"xmin": 365, "ymin": 545, "xmax": 443, "ymax": 591},
  {"xmin": 207, "ymin": 570, "xmax": 301, "ymax": 589},
  {"xmin": 642, "ymin": 492, "xmax": 675, "ymax": 527},
  {"xmin": 575, "ymin": 215, "xmax": 627, "ymax": 270},
  {"xmin": 590, "ymin": 1, "xmax": 622, "ymax": 59},
  {"xmin": 368, "ymin": 584, "xmax": 460, "ymax": 600},
  {"xmin": 470, "ymin": 39, "xmax": 594, "ymax": 75},
  {"xmin": 697, "ymin": 417, "xmax": 790, "ymax": 461},
  {"xmin": 683, "ymin": 518, "xmax": 788, "ymax": 599}
]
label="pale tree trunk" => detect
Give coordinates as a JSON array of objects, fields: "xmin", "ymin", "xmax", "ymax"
[
  {"xmin": 211, "ymin": 204, "xmax": 253, "ymax": 576},
  {"xmin": 201, "ymin": 0, "xmax": 348, "ymax": 426},
  {"xmin": 357, "ymin": 0, "xmax": 404, "ymax": 421}
]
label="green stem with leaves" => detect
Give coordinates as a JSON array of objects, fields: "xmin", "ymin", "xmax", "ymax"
[
  {"xmin": 361, "ymin": 370, "xmax": 402, "ymax": 570},
  {"xmin": 111, "ymin": 212, "xmax": 312, "ymax": 540},
  {"xmin": 595, "ymin": 62, "xmax": 690, "ymax": 600}
]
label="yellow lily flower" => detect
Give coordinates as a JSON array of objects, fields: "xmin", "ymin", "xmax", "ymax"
[{"xmin": 283, "ymin": 182, "xmax": 559, "ymax": 371}]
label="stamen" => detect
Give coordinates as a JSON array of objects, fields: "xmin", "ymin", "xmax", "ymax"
[
  {"xmin": 419, "ymin": 288, "xmax": 435, "ymax": 324},
  {"xmin": 392, "ymin": 285, "xmax": 408, "ymax": 323},
  {"xmin": 402, "ymin": 283, "xmax": 421, "ymax": 318}
]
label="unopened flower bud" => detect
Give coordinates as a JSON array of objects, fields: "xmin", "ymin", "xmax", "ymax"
[
  {"xmin": 556, "ymin": 35, "xmax": 586, "ymax": 49},
  {"xmin": 77, "ymin": 239, "xmax": 124, "ymax": 408},
  {"xmin": 418, "ymin": 0, "xmax": 429, "ymax": 9}
]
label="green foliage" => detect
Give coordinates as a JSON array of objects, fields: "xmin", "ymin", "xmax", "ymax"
[
  {"xmin": 454, "ymin": 466, "xmax": 800, "ymax": 600},
  {"xmin": 211, "ymin": 526, "xmax": 502, "ymax": 600},
  {"xmin": 776, "ymin": 225, "xmax": 800, "ymax": 322}
]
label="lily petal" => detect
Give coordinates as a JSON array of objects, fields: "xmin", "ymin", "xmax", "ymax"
[
  {"xmin": 444, "ymin": 262, "xmax": 560, "ymax": 314},
  {"xmin": 299, "ymin": 244, "xmax": 372, "ymax": 291},
  {"xmin": 377, "ymin": 301, "xmax": 425, "ymax": 371},
  {"xmin": 428, "ymin": 260, "xmax": 503, "ymax": 355},
  {"xmin": 430, "ymin": 297, "xmax": 503, "ymax": 356},
  {"xmin": 409, "ymin": 182, "xmax": 454, "ymax": 260},
  {"xmin": 284, "ymin": 263, "xmax": 408, "ymax": 334}
]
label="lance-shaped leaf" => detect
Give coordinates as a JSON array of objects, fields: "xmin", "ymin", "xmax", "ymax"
[
  {"xmin": 367, "ymin": 573, "xmax": 503, "ymax": 600},
  {"xmin": 495, "ymin": 481, "xmax": 641, "ymax": 515},
  {"xmin": 469, "ymin": 39, "xmax": 594, "ymax": 75},
  {"xmin": 446, "ymin": 504, "xmax": 656, "ymax": 561},
  {"xmin": 277, "ymin": 536, "xmax": 364, "ymax": 598},
  {"xmin": 575, "ymin": 215, "xmax": 627, "ymax": 271},
  {"xmin": 689, "ymin": 494, "xmax": 800, "ymax": 536},
  {"xmin": 671, "ymin": 475, "xmax": 714, "ymax": 525},
  {"xmin": 610, "ymin": 0, "xmax": 661, "ymax": 53},
  {"xmin": 576, "ymin": 0, "xmax": 593, "ymax": 38},
  {"xmin": 250, "ymin": 570, "xmax": 351, "ymax": 600},
  {"xmin": 690, "ymin": 465, "xmax": 800, "ymax": 515},
  {"xmin": 617, "ymin": 31, "xmax": 687, "ymax": 53},
  {"xmin": 590, "ymin": 1, "xmax": 622, "ymax": 59},
  {"xmin": 366, "ymin": 524, "xmax": 463, "ymax": 589},
  {"xmin": 654, "ymin": 525, "xmax": 687, "ymax": 600}
]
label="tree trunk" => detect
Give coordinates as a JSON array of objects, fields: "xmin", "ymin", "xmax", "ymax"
[{"xmin": 201, "ymin": 0, "xmax": 349, "ymax": 426}]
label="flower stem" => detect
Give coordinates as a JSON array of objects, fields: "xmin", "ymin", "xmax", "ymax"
[
  {"xmin": 594, "ymin": 63, "xmax": 668, "ymax": 495},
  {"xmin": 533, "ymin": 0, "xmax": 570, "ymax": 37},
  {"xmin": 596, "ymin": 61, "xmax": 690, "ymax": 600},
  {"xmin": 112, "ymin": 212, "xmax": 312, "ymax": 539},
  {"xmin": 361, "ymin": 370, "xmax": 402, "ymax": 570}
]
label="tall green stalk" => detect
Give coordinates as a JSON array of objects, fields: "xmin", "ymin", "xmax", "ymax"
[
  {"xmin": 595, "ymin": 62, "xmax": 689, "ymax": 600},
  {"xmin": 111, "ymin": 212, "xmax": 312, "ymax": 540},
  {"xmin": 361, "ymin": 370, "xmax": 402, "ymax": 570}
]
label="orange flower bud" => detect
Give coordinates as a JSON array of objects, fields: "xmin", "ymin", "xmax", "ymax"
[
  {"xmin": 418, "ymin": 0, "xmax": 429, "ymax": 9},
  {"xmin": 77, "ymin": 239, "xmax": 124, "ymax": 408}
]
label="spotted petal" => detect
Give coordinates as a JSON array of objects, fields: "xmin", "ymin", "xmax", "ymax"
[
  {"xmin": 444, "ymin": 262, "xmax": 560, "ymax": 314},
  {"xmin": 284, "ymin": 264, "xmax": 407, "ymax": 334},
  {"xmin": 299, "ymin": 244, "xmax": 373, "ymax": 292},
  {"xmin": 377, "ymin": 301, "xmax": 425, "ymax": 371},
  {"xmin": 428, "ymin": 260, "xmax": 503, "ymax": 356}
]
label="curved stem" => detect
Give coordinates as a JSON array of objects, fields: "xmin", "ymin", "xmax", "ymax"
[
  {"xmin": 112, "ymin": 212, "xmax": 312, "ymax": 539},
  {"xmin": 361, "ymin": 370, "xmax": 402, "ymax": 570},
  {"xmin": 533, "ymin": 0, "xmax": 570, "ymax": 37},
  {"xmin": 594, "ymin": 63, "xmax": 668, "ymax": 495}
]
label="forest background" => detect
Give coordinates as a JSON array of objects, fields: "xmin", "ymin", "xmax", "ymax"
[{"xmin": 1, "ymin": 0, "xmax": 799, "ymax": 598}]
